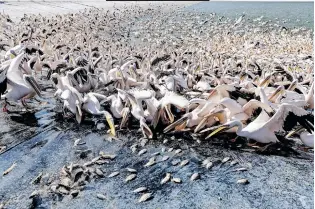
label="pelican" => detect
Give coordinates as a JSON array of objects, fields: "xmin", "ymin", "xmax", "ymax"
[
  {"xmin": 82, "ymin": 93, "xmax": 116, "ymax": 136},
  {"xmin": 207, "ymin": 104, "xmax": 313, "ymax": 144},
  {"xmin": 60, "ymin": 86, "xmax": 83, "ymax": 124},
  {"xmin": 152, "ymin": 91, "xmax": 189, "ymax": 128},
  {"xmin": 286, "ymin": 127, "xmax": 314, "ymax": 148},
  {"xmin": 118, "ymin": 89, "xmax": 154, "ymax": 139},
  {"xmin": 1, "ymin": 52, "xmax": 41, "ymax": 111}
]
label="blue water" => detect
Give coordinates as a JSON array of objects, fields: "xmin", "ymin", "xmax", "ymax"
[{"xmin": 187, "ymin": 1, "xmax": 314, "ymax": 29}]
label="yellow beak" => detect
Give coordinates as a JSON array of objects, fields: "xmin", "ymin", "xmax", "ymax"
[
  {"xmin": 104, "ymin": 111, "xmax": 116, "ymax": 136},
  {"xmin": 206, "ymin": 125, "xmax": 228, "ymax": 139}
]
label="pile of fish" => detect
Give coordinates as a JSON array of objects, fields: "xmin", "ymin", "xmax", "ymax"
[{"xmin": 0, "ymin": 5, "xmax": 314, "ymax": 154}]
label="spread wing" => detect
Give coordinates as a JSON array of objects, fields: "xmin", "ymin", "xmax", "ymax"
[{"xmin": 264, "ymin": 103, "xmax": 314, "ymax": 134}]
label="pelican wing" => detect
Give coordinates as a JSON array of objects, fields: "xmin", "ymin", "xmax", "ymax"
[
  {"xmin": 89, "ymin": 93, "xmax": 108, "ymax": 102},
  {"xmin": 130, "ymin": 89, "xmax": 153, "ymax": 100},
  {"xmin": 162, "ymin": 92, "xmax": 189, "ymax": 108},
  {"xmin": 0, "ymin": 65, "xmax": 9, "ymax": 96},
  {"xmin": 68, "ymin": 67, "xmax": 88, "ymax": 86},
  {"xmin": 263, "ymin": 104, "xmax": 314, "ymax": 134},
  {"xmin": 7, "ymin": 53, "xmax": 26, "ymax": 87},
  {"xmin": 61, "ymin": 89, "xmax": 71, "ymax": 100}
]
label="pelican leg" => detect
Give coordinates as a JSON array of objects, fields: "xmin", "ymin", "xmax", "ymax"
[
  {"xmin": 2, "ymin": 98, "xmax": 8, "ymax": 112},
  {"xmin": 21, "ymin": 98, "xmax": 31, "ymax": 110},
  {"xmin": 257, "ymin": 142, "xmax": 276, "ymax": 152},
  {"xmin": 230, "ymin": 136, "xmax": 240, "ymax": 143},
  {"xmin": 297, "ymin": 146, "xmax": 311, "ymax": 152}
]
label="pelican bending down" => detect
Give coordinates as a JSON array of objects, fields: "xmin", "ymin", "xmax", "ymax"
[
  {"xmin": 82, "ymin": 93, "xmax": 116, "ymax": 136},
  {"xmin": 118, "ymin": 89, "xmax": 154, "ymax": 139},
  {"xmin": 60, "ymin": 86, "xmax": 83, "ymax": 124},
  {"xmin": 286, "ymin": 127, "xmax": 314, "ymax": 148},
  {"xmin": 208, "ymin": 104, "xmax": 314, "ymax": 144}
]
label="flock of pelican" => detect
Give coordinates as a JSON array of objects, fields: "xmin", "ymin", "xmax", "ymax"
[{"xmin": 0, "ymin": 6, "xmax": 314, "ymax": 151}]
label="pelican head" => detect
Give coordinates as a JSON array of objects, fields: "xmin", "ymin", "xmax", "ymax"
[
  {"xmin": 163, "ymin": 114, "xmax": 189, "ymax": 133},
  {"xmin": 206, "ymin": 120, "xmax": 242, "ymax": 139},
  {"xmin": 258, "ymin": 75, "xmax": 271, "ymax": 87},
  {"xmin": 194, "ymin": 110, "xmax": 227, "ymax": 133},
  {"xmin": 268, "ymin": 86, "xmax": 285, "ymax": 102},
  {"xmin": 287, "ymin": 80, "xmax": 297, "ymax": 91}
]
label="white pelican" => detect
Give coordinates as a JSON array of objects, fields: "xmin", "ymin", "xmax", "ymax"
[
  {"xmin": 82, "ymin": 93, "xmax": 116, "ymax": 136},
  {"xmin": 207, "ymin": 104, "xmax": 313, "ymax": 144},
  {"xmin": 286, "ymin": 127, "xmax": 314, "ymax": 148},
  {"xmin": 118, "ymin": 89, "xmax": 154, "ymax": 139},
  {"xmin": 1, "ymin": 53, "xmax": 41, "ymax": 111},
  {"xmin": 152, "ymin": 91, "xmax": 189, "ymax": 128},
  {"xmin": 60, "ymin": 86, "xmax": 83, "ymax": 124}
]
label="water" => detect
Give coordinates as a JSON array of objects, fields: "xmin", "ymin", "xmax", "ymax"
[{"xmin": 187, "ymin": 1, "xmax": 314, "ymax": 29}]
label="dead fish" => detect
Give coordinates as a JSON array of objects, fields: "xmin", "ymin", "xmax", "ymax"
[
  {"xmin": 234, "ymin": 168, "xmax": 248, "ymax": 172},
  {"xmin": 190, "ymin": 173, "xmax": 200, "ymax": 181},
  {"xmin": 171, "ymin": 178, "xmax": 182, "ymax": 183},
  {"xmin": 168, "ymin": 148, "xmax": 174, "ymax": 152},
  {"xmin": 99, "ymin": 152, "xmax": 116, "ymax": 160},
  {"xmin": 205, "ymin": 162, "xmax": 213, "ymax": 169},
  {"xmin": 144, "ymin": 157, "xmax": 156, "ymax": 167},
  {"xmin": 160, "ymin": 155, "xmax": 169, "ymax": 162},
  {"xmin": 138, "ymin": 193, "xmax": 153, "ymax": 203},
  {"xmin": 237, "ymin": 179, "xmax": 249, "ymax": 184},
  {"xmin": 73, "ymin": 138, "xmax": 82, "ymax": 147},
  {"xmin": 230, "ymin": 160, "xmax": 238, "ymax": 166},
  {"xmin": 95, "ymin": 168, "xmax": 104, "ymax": 177},
  {"xmin": 83, "ymin": 161, "xmax": 94, "ymax": 167},
  {"xmin": 32, "ymin": 172, "xmax": 43, "ymax": 184},
  {"xmin": 96, "ymin": 193, "xmax": 107, "ymax": 200},
  {"xmin": 95, "ymin": 160, "xmax": 110, "ymax": 165},
  {"xmin": 202, "ymin": 158, "xmax": 211, "ymax": 167},
  {"xmin": 126, "ymin": 168, "xmax": 137, "ymax": 173},
  {"xmin": 161, "ymin": 147, "xmax": 166, "ymax": 152},
  {"xmin": 171, "ymin": 159, "xmax": 181, "ymax": 166},
  {"xmin": 3, "ymin": 162, "xmax": 17, "ymax": 176},
  {"xmin": 138, "ymin": 149, "xmax": 147, "ymax": 156},
  {"xmin": 58, "ymin": 186, "xmax": 69, "ymax": 195},
  {"xmin": 163, "ymin": 139, "xmax": 168, "ymax": 144},
  {"xmin": 175, "ymin": 149, "xmax": 182, "ymax": 154},
  {"xmin": 151, "ymin": 152, "xmax": 160, "ymax": 156},
  {"xmin": 171, "ymin": 136, "xmax": 175, "ymax": 140},
  {"xmin": 160, "ymin": 173, "xmax": 171, "ymax": 184},
  {"xmin": 133, "ymin": 187, "xmax": 147, "ymax": 193},
  {"xmin": 108, "ymin": 171, "xmax": 120, "ymax": 178},
  {"xmin": 91, "ymin": 156, "xmax": 101, "ymax": 163},
  {"xmin": 222, "ymin": 157, "xmax": 230, "ymax": 163},
  {"xmin": 180, "ymin": 159, "xmax": 189, "ymax": 167},
  {"xmin": 125, "ymin": 174, "xmax": 137, "ymax": 182}
]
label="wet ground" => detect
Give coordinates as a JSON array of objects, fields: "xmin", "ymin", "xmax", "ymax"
[{"xmin": 0, "ymin": 77, "xmax": 313, "ymax": 209}]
